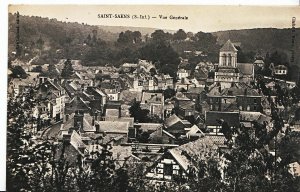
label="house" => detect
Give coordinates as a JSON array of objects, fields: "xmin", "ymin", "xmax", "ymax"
[
  {"xmin": 205, "ymin": 111, "xmax": 240, "ymax": 135},
  {"xmin": 146, "ymin": 136, "xmax": 222, "ymax": 180},
  {"xmin": 254, "ymin": 59, "xmax": 264, "ymax": 68},
  {"xmin": 60, "ymin": 111, "xmax": 96, "ymax": 136},
  {"xmin": 121, "ymin": 63, "xmax": 138, "ymax": 73},
  {"xmin": 37, "ymin": 79, "xmax": 66, "ymax": 122},
  {"xmin": 274, "ymin": 65, "xmax": 288, "ymax": 75},
  {"xmin": 65, "ymin": 93, "xmax": 91, "ymax": 115},
  {"xmin": 175, "ymin": 77, "xmax": 193, "ymax": 91},
  {"xmin": 84, "ymin": 87, "xmax": 107, "ymax": 113},
  {"xmin": 149, "ymin": 126, "xmax": 177, "ymax": 144},
  {"xmin": 153, "ymin": 74, "xmax": 174, "ymax": 90},
  {"xmin": 177, "ymin": 69, "xmax": 190, "ymax": 79},
  {"xmin": 206, "ymin": 85, "xmax": 262, "ymax": 112},
  {"xmin": 8, "ymin": 72, "xmax": 40, "ymax": 97},
  {"xmin": 95, "ymin": 121, "xmax": 130, "ymax": 144},
  {"xmin": 99, "ymin": 80, "xmax": 120, "ymax": 101},
  {"xmin": 175, "ymin": 99, "xmax": 196, "ymax": 118},
  {"xmin": 140, "ymin": 92, "xmax": 164, "ymax": 118},
  {"xmin": 164, "ymin": 114, "xmax": 192, "ymax": 137},
  {"xmin": 288, "ymin": 162, "xmax": 300, "ymax": 177},
  {"xmin": 126, "ymin": 73, "xmax": 155, "ymax": 92}
]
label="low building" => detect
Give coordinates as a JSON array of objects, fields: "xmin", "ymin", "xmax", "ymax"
[
  {"xmin": 140, "ymin": 92, "xmax": 164, "ymax": 118},
  {"xmin": 205, "ymin": 111, "xmax": 240, "ymax": 135}
]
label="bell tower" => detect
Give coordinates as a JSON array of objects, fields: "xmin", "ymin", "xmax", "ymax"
[{"xmin": 215, "ymin": 40, "xmax": 239, "ymax": 89}]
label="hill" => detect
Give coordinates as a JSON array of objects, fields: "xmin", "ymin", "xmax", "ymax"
[
  {"xmin": 97, "ymin": 25, "xmax": 175, "ymax": 38},
  {"xmin": 213, "ymin": 28, "xmax": 300, "ymax": 65}
]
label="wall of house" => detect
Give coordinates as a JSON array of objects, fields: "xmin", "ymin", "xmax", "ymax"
[
  {"xmin": 146, "ymin": 157, "xmax": 182, "ymax": 180},
  {"xmin": 237, "ymin": 96, "xmax": 261, "ymax": 112}
]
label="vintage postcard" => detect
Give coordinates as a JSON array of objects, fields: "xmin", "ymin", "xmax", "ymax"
[{"xmin": 6, "ymin": 4, "xmax": 300, "ymax": 191}]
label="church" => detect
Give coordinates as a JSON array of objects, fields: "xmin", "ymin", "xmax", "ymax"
[{"xmin": 214, "ymin": 39, "xmax": 254, "ymax": 89}]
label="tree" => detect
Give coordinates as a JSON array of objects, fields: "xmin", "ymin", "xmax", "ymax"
[
  {"xmin": 61, "ymin": 59, "xmax": 74, "ymax": 78},
  {"xmin": 129, "ymin": 100, "xmax": 150, "ymax": 123},
  {"xmin": 117, "ymin": 30, "xmax": 134, "ymax": 44},
  {"xmin": 10, "ymin": 65, "xmax": 28, "ymax": 78},
  {"xmin": 173, "ymin": 29, "xmax": 187, "ymax": 41},
  {"xmin": 133, "ymin": 31, "xmax": 142, "ymax": 44},
  {"xmin": 163, "ymin": 88, "xmax": 176, "ymax": 100},
  {"xmin": 151, "ymin": 30, "xmax": 169, "ymax": 42}
]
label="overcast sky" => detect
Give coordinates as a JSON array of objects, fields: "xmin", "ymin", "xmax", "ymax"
[
  {"xmin": 8, "ymin": 5, "xmax": 300, "ymax": 33},
  {"xmin": 9, "ymin": 5, "xmax": 300, "ymax": 32}
]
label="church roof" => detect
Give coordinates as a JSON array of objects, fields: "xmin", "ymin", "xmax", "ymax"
[{"xmin": 220, "ymin": 39, "xmax": 238, "ymax": 52}]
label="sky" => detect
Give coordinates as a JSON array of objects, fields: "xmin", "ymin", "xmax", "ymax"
[{"xmin": 8, "ymin": 5, "xmax": 300, "ymax": 33}]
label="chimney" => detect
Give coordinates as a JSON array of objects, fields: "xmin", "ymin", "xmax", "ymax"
[
  {"xmin": 95, "ymin": 124, "xmax": 100, "ymax": 133},
  {"xmin": 74, "ymin": 110, "xmax": 84, "ymax": 132}
]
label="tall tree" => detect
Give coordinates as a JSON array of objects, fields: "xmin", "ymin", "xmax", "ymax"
[
  {"xmin": 61, "ymin": 59, "xmax": 74, "ymax": 78},
  {"xmin": 173, "ymin": 29, "xmax": 187, "ymax": 41}
]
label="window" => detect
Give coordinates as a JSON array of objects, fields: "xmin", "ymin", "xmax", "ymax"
[
  {"xmin": 247, "ymin": 105, "xmax": 250, "ymax": 111},
  {"xmin": 222, "ymin": 54, "xmax": 227, "ymax": 66},
  {"xmin": 228, "ymin": 54, "xmax": 232, "ymax": 66},
  {"xmin": 164, "ymin": 164, "xmax": 173, "ymax": 176}
]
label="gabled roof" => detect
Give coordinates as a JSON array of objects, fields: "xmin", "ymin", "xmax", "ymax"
[
  {"xmin": 60, "ymin": 113, "xmax": 95, "ymax": 132},
  {"xmin": 186, "ymin": 125, "xmax": 205, "ymax": 138},
  {"xmin": 222, "ymin": 86, "xmax": 261, "ymax": 97},
  {"xmin": 164, "ymin": 114, "xmax": 182, "ymax": 128},
  {"xmin": 178, "ymin": 100, "xmax": 195, "ymax": 110},
  {"xmin": 274, "ymin": 65, "xmax": 288, "ymax": 70},
  {"xmin": 220, "ymin": 39, "xmax": 238, "ymax": 52},
  {"xmin": 70, "ymin": 130, "xmax": 87, "ymax": 156},
  {"xmin": 205, "ymin": 111, "xmax": 240, "ymax": 127}
]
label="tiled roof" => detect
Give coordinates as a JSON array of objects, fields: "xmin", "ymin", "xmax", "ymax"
[
  {"xmin": 120, "ymin": 90, "xmax": 142, "ymax": 103},
  {"xmin": 178, "ymin": 100, "xmax": 195, "ymax": 110},
  {"xmin": 193, "ymin": 68, "xmax": 208, "ymax": 80},
  {"xmin": 70, "ymin": 130, "xmax": 87, "ymax": 156},
  {"xmin": 168, "ymin": 137, "xmax": 220, "ymax": 171},
  {"xmin": 136, "ymin": 123, "xmax": 163, "ymax": 132},
  {"xmin": 187, "ymin": 87, "xmax": 205, "ymax": 94},
  {"xmin": 220, "ymin": 39, "xmax": 238, "ymax": 52},
  {"xmin": 164, "ymin": 114, "xmax": 182, "ymax": 128},
  {"xmin": 222, "ymin": 86, "xmax": 260, "ymax": 97},
  {"xmin": 141, "ymin": 92, "xmax": 163, "ymax": 104},
  {"xmin": 274, "ymin": 65, "xmax": 287, "ymax": 70},
  {"xmin": 60, "ymin": 113, "xmax": 95, "ymax": 132},
  {"xmin": 105, "ymin": 108, "xmax": 119, "ymax": 117},
  {"xmin": 105, "ymin": 117, "xmax": 134, "ymax": 128},
  {"xmin": 186, "ymin": 125, "xmax": 205, "ymax": 138},
  {"xmin": 240, "ymin": 111, "xmax": 263, "ymax": 122},
  {"xmin": 205, "ymin": 111, "xmax": 240, "ymax": 127},
  {"xmin": 96, "ymin": 121, "xmax": 129, "ymax": 134}
]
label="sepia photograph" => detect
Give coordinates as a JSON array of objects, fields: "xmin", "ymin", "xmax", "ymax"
[{"xmin": 5, "ymin": 3, "xmax": 300, "ymax": 191}]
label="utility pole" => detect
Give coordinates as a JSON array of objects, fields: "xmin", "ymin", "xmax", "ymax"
[{"xmin": 16, "ymin": 11, "xmax": 21, "ymax": 57}]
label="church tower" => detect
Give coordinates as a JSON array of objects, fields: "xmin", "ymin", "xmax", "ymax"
[{"xmin": 214, "ymin": 40, "xmax": 239, "ymax": 89}]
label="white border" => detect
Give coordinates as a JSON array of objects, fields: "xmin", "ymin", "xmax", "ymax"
[{"xmin": 1, "ymin": 0, "xmax": 299, "ymax": 191}]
